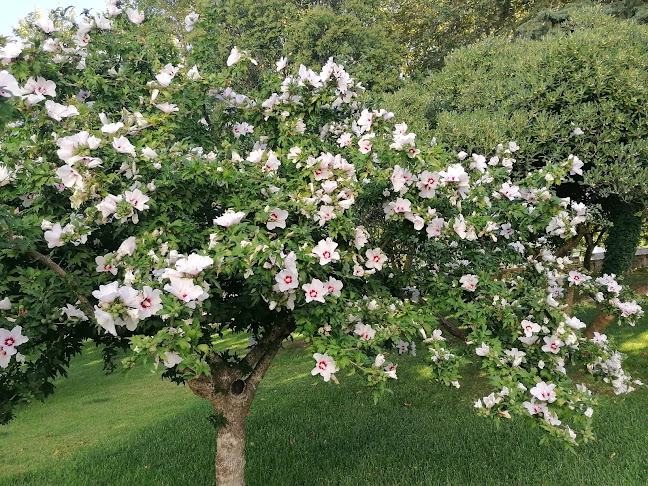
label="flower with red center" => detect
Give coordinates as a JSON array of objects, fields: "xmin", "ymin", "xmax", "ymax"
[
  {"xmin": 312, "ymin": 238, "xmax": 340, "ymax": 265},
  {"xmin": 365, "ymin": 248, "xmax": 387, "ymax": 270},
  {"xmin": 311, "ymin": 353, "xmax": 338, "ymax": 382},
  {"xmin": 274, "ymin": 269, "xmax": 299, "ymax": 292},
  {"xmin": 302, "ymin": 279, "xmax": 328, "ymax": 303}
]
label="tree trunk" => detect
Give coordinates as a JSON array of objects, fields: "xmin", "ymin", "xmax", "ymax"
[
  {"xmin": 213, "ymin": 396, "xmax": 250, "ymax": 486},
  {"xmin": 187, "ymin": 315, "xmax": 295, "ymax": 485},
  {"xmin": 601, "ymin": 202, "xmax": 642, "ymax": 276},
  {"xmin": 584, "ymin": 312, "xmax": 615, "ymax": 339}
]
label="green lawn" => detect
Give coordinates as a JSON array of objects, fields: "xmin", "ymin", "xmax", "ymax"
[{"xmin": 1, "ymin": 315, "xmax": 647, "ymax": 486}]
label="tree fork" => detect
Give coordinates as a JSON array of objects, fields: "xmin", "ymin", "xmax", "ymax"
[{"xmin": 188, "ymin": 315, "xmax": 295, "ymax": 485}]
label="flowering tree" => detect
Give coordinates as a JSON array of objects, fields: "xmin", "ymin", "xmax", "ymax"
[{"xmin": 0, "ymin": 3, "xmax": 643, "ymax": 485}]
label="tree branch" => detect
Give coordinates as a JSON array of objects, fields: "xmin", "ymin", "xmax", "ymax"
[
  {"xmin": 555, "ymin": 223, "xmax": 588, "ymax": 257},
  {"xmin": 244, "ymin": 315, "xmax": 295, "ymax": 394},
  {"xmin": 436, "ymin": 314, "xmax": 467, "ymax": 343},
  {"xmin": 6, "ymin": 229, "xmax": 94, "ymax": 317}
]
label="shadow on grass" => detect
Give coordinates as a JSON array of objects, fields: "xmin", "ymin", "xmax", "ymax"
[{"xmin": 3, "ymin": 337, "xmax": 647, "ymax": 486}]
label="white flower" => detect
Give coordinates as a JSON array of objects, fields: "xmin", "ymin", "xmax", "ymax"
[
  {"xmin": 92, "ymin": 281, "xmax": 120, "ymax": 303},
  {"xmin": 354, "ymin": 226, "xmax": 369, "ymax": 249},
  {"xmin": 354, "ymin": 323, "xmax": 376, "ymax": 340},
  {"xmin": 117, "ymin": 236, "xmax": 137, "ymax": 257},
  {"xmin": 564, "ymin": 316, "xmax": 586, "ymax": 329},
  {"xmin": 232, "ymin": 122, "xmax": 254, "ymax": 138},
  {"xmin": 175, "ymin": 254, "xmax": 214, "ymax": 275},
  {"xmin": 426, "ymin": 217, "xmax": 444, "ymax": 239},
  {"xmin": 267, "ymin": 208, "xmax": 288, "ymax": 230},
  {"xmin": 365, "ymin": 248, "xmax": 387, "ymax": 270},
  {"xmin": 523, "ymin": 400, "xmax": 549, "ymax": 415},
  {"xmin": 96, "ymin": 194, "xmax": 122, "ymax": 218},
  {"xmin": 0, "ymin": 71, "xmax": 21, "ymax": 98},
  {"xmin": 126, "ymin": 8, "xmax": 145, "ymax": 24},
  {"xmin": 55, "ymin": 165, "xmax": 83, "ymax": 188},
  {"xmin": 521, "ymin": 319, "xmax": 541, "ymax": 336},
  {"xmin": 95, "ymin": 255, "xmax": 118, "ymax": 275},
  {"xmin": 274, "ymin": 269, "xmax": 299, "ymax": 292},
  {"xmin": 94, "ymin": 14, "xmax": 113, "ymax": 30},
  {"xmin": 459, "ymin": 274, "xmax": 478, "ymax": 292},
  {"xmin": 567, "ymin": 270, "xmax": 591, "ymax": 286},
  {"xmin": 417, "ymin": 170, "xmax": 439, "ymax": 198},
  {"xmin": 384, "ymin": 363, "xmax": 398, "ymax": 379},
  {"xmin": 45, "ymin": 101, "xmax": 79, "ymax": 121},
  {"xmin": 93, "ymin": 308, "xmax": 116, "ymax": 336},
  {"xmin": 504, "ymin": 348, "xmax": 526, "ymax": 366},
  {"xmin": 591, "ymin": 332, "xmax": 608, "ymax": 345},
  {"xmin": 227, "ymin": 47, "xmax": 244, "ymax": 66},
  {"xmin": 112, "ymin": 136, "xmax": 136, "ymax": 156},
  {"xmin": 276, "ymin": 56, "xmax": 287, "ymax": 71},
  {"xmin": 186, "ymin": 65, "xmax": 201, "ymax": 80},
  {"xmin": 214, "ymin": 210, "xmax": 245, "ymax": 227},
  {"xmin": 164, "ymin": 277, "xmax": 205, "ymax": 302},
  {"xmin": 311, "ymin": 353, "xmax": 338, "ymax": 382},
  {"xmin": 125, "ymin": 189, "xmax": 150, "ymax": 211},
  {"xmin": 325, "ymin": 277, "xmax": 343, "ymax": 297},
  {"xmin": 499, "ymin": 183, "xmax": 520, "ymax": 200},
  {"xmin": 374, "ymin": 354, "xmax": 385, "ymax": 367},
  {"xmin": 475, "ymin": 342, "xmax": 490, "ymax": 356},
  {"xmin": 0, "ymin": 326, "xmax": 29, "ymax": 360},
  {"xmin": 302, "ymin": 279, "xmax": 328, "ymax": 303},
  {"xmin": 542, "ymin": 336, "xmax": 563, "ymax": 354},
  {"xmin": 530, "ymin": 381, "xmax": 557, "ymax": 403},
  {"xmin": 62, "ymin": 304, "xmax": 88, "ymax": 321},
  {"xmin": 44, "ymin": 223, "xmax": 67, "ymax": 248},
  {"xmin": 184, "ymin": 12, "xmax": 199, "ymax": 32},
  {"xmin": 135, "ymin": 287, "xmax": 163, "ymax": 319},
  {"xmin": 22, "ymin": 76, "xmax": 56, "ymax": 97},
  {"xmin": 156, "ymin": 103, "xmax": 179, "ymax": 114},
  {"xmin": 571, "ymin": 127, "xmax": 584, "ymax": 136},
  {"xmin": 568, "ymin": 154, "xmax": 584, "ymax": 176},
  {"xmin": 312, "ymin": 238, "xmax": 340, "ymax": 265},
  {"xmin": 393, "ymin": 340, "xmax": 409, "ymax": 354},
  {"xmin": 0, "ymin": 297, "xmax": 11, "ymax": 310}
]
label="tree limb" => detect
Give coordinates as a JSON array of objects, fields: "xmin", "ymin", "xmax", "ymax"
[{"xmin": 6, "ymin": 228, "xmax": 94, "ymax": 317}]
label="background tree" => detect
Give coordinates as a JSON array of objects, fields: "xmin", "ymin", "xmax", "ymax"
[{"xmin": 386, "ymin": 6, "xmax": 648, "ymax": 281}]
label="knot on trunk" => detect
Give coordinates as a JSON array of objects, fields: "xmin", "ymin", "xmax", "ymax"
[{"xmin": 230, "ymin": 379, "xmax": 246, "ymax": 395}]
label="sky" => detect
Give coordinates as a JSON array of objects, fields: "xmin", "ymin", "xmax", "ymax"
[{"xmin": 1, "ymin": 0, "xmax": 108, "ymax": 36}]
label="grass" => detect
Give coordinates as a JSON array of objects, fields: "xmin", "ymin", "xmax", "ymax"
[{"xmin": 0, "ymin": 317, "xmax": 647, "ymax": 485}]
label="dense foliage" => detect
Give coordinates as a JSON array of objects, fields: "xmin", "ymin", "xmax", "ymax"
[
  {"xmin": 399, "ymin": 6, "xmax": 648, "ymax": 274},
  {"xmin": 0, "ymin": 2, "xmax": 645, "ymax": 483}
]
